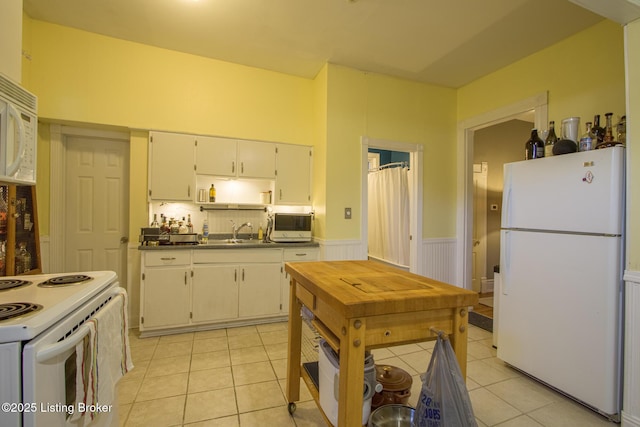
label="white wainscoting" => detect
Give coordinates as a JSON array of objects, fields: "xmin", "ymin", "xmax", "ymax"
[
  {"xmin": 314, "ymin": 237, "xmax": 457, "ymax": 284},
  {"xmin": 422, "ymin": 238, "xmax": 457, "ymax": 284},
  {"xmin": 314, "ymin": 238, "xmax": 367, "ymax": 261},
  {"xmin": 623, "ymin": 270, "xmax": 640, "ymax": 427}
]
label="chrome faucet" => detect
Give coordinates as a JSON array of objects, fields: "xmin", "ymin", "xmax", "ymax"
[{"xmin": 230, "ymin": 220, "xmax": 253, "ymax": 240}]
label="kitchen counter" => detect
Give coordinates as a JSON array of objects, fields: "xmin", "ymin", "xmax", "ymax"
[{"xmin": 139, "ymin": 241, "xmax": 319, "ymax": 250}]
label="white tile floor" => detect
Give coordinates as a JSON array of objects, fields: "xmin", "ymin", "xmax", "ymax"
[{"xmin": 117, "ymin": 322, "xmax": 617, "ymax": 426}]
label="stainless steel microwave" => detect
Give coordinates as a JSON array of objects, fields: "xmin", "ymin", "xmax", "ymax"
[{"xmin": 271, "ymin": 213, "xmax": 312, "ymax": 242}]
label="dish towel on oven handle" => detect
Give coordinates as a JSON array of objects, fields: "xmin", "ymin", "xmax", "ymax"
[{"xmin": 71, "ymin": 287, "xmax": 134, "ymax": 426}]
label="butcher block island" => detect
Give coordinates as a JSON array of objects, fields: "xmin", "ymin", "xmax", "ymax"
[{"xmin": 285, "ymin": 260, "xmax": 478, "ymax": 427}]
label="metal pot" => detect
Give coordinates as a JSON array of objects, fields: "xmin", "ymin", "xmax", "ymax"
[
  {"xmin": 368, "ymin": 404, "xmax": 415, "ymax": 427},
  {"xmin": 371, "ymin": 365, "xmax": 413, "ymax": 410}
]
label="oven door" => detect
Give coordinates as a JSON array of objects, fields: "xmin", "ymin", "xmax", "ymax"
[{"xmin": 21, "ymin": 285, "xmax": 123, "ymax": 427}]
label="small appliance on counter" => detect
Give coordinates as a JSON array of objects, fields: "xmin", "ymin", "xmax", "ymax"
[{"xmin": 270, "ymin": 213, "xmax": 313, "ymax": 242}]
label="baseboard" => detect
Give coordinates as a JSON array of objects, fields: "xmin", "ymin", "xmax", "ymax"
[{"xmin": 623, "ymin": 411, "xmax": 640, "ymax": 427}]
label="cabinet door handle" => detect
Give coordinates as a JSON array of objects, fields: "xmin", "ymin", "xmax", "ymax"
[
  {"xmin": 232, "ymin": 161, "xmax": 235, "ymax": 174},
  {"xmin": 279, "ymin": 189, "xmax": 282, "ymax": 200},
  {"xmin": 295, "ymin": 253, "xmax": 306, "ymax": 257},
  {"xmin": 184, "ymin": 272, "xmax": 187, "ymax": 285},
  {"xmin": 241, "ymin": 162, "xmax": 244, "ymax": 174},
  {"xmin": 188, "ymin": 185, "xmax": 191, "ymax": 197},
  {"xmin": 242, "ymin": 268, "xmax": 245, "ymax": 281},
  {"xmin": 234, "ymin": 270, "xmax": 237, "ymax": 282},
  {"xmin": 160, "ymin": 257, "xmax": 176, "ymax": 261}
]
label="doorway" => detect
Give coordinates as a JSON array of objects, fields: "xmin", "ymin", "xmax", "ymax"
[
  {"xmin": 361, "ymin": 137, "xmax": 423, "ymax": 274},
  {"xmin": 457, "ymin": 92, "xmax": 548, "ymax": 291},
  {"xmin": 49, "ymin": 125, "xmax": 130, "ymax": 285},
  {"xmin": 367, "ymin": 148, "xmax": 411, "ymax": 270}
]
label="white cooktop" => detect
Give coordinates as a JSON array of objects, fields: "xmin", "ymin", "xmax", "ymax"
[{"xmin": 0, "ymin": 271, "xmax": 118, "ymax": 343}]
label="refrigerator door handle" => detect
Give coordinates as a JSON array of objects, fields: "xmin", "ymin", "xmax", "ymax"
[
  {"xmin": 502, "ymin": 180, "xmax": 512, "ymax": 227},
  {"xmin": 502, "ymin": 230, "xmax": 510, "ymax": 295}
]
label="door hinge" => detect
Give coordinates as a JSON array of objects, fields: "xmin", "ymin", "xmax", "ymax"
[
  {"xmin": 190, "ymin": 312, "xmax": 193, "ymax": 319},
  {"xmin": 141, "ymin": 316, "xmax": 144, "ymax": 324},
  {"xmin": 150, "ymin": 135, "xmax": 153, "ymax": 143},
  {"xmin": 280, "ymin": 303, "xmax": 282, "ymax": 310},
  {"xmin": 142, "ymin": 273, "xmax": 145, "ymax": 280},
  {"xmin": 191, "ymin": 270, "xmax": 194, "ymax": 277},
  {"xmin": 309, "ymin": 150, "xmax": 312, "ymax": 157},
  {"xmin": 275, "ymin": 147, "xmax": 279, "ymax": 154},
  {"xmin": 194, "ymin": 164, "xmax": 197, "ymax": 171},
  {"xmin": 148, "ymin": 189, "xmax": 152, "ymax": 197}
]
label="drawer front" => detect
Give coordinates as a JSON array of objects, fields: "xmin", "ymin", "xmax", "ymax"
[
  {"xmin": 296, "ymin": 283, "xmax": 316, "ymax": 310},
  {"xmin": 193, "ymin": 248, "xmax": 283, "ymax": 264},
  {"xmin": 283, "ymin": 247, "xmax": 319, "ymax": 262},
  {"xmin": 144, "ymin": 251, "xmax": 191, "ymax": 266}
]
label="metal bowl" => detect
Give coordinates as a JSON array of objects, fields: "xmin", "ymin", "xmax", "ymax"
[{"xmin": 368, "ymin": 404, "xmax": 416, "ymax": 427}]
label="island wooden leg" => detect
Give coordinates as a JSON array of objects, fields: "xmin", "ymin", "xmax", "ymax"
[
  {"xmin": 449, "ymin": 306, "xmax": 470, "ymax": 379},
  {"xmin": 286, "ymin": 278, "xmax": 302, "ymax": 404},
  {"xmin": 338, "ymin": 318, "xmax": 366, "ymax": 427}
]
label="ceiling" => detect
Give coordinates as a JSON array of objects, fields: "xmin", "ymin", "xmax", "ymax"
[{"xmin": 23, "ymin": 0, "xmax": 606, "ymax": 88}]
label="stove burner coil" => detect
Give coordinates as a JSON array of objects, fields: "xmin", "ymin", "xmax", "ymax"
[
  {"xmin": 0, "ymin": 279, "xmax": 32, "ymax": 291},
  {"xmin": 38, "ymin": 274, "xmax": 93, "ymax": 288},
  {"xmin": 0, "ymin": 302, "xmax": 43, "ymax": 321}
]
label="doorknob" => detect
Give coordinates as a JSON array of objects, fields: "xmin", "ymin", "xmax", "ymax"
[{"xmin": 120, "ymin": 236, "xmax": 129, "ymax": 244}]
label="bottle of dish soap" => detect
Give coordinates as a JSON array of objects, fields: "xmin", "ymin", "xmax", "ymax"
[
  {"xmin": 258, "ymin": 224, "xmax": 264, "ymax": 241},
  {"xmin": 202, "ymin": 218, "xmax": 209, "ymax": 243}
]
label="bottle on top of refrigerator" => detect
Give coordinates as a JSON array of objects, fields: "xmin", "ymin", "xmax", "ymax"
[
  {"xmin": 544, "ymin": 121, "xmax": 558, "ymax": 157},
  {"xmin": 592, "ymin": 115, "xmax": 604, "ymax": 144},
  {"xmin": 603, "ymin": 113, "xmax": 615, "ymax": 143},
  {"xmin": 525, "ymin": 128, "xmax": 545, "ymax": 160},
  {"xmin": 579, "ymin": 122, "xmax": 594, "ymax": 151}
]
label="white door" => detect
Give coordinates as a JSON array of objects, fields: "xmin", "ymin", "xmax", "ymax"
[
  {"xmin": 64, "ymin": 136, "xmax": 129, "ymax": 278},
  {"xmin": 472, "ymin": 162, "xmax": 487, "ymax": 293}
]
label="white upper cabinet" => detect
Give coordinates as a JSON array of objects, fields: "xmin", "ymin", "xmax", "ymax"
[
  {"xmin": 149, "ymin": 131, "xmax": 196, "ymax": 201},
  {"xmin": 196, "ymin": 136, "xmax": 276, "ymax": 179},
  {"xmin": 275, "ymin": 144, "xmax": 312, "ymax": 205}
]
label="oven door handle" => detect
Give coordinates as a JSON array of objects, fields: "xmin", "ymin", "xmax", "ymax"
[
  {"xmin": 36, "ymin": 324, "xmax": 92, "ymax": 363},
  {"xmin": 35, "ymin": 288, "xmax": 124, "ymax": 363}
]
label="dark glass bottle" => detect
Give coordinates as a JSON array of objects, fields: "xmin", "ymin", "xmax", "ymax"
[
  {"xmin": 525, "ymin": 129, "xmax": 545, "ymax": 160},
  {"xmin": 591, "ymin": 115, "xmax": 604, "ymax": 143},
  {"xmin": 603, "ymin": 112, "xmax": 615, "ymax": 143},
  {"xmin": 544, "ymin": 121, "xmax": 558, "ymax": 157}
]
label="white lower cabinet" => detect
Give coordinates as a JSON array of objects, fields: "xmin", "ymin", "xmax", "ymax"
[
  {"xmin": 140, "ymin": 251, "xmax": 191, "ymax": 331},
  {"xmin": 141, "ymin": 246, "xmax": 317, "ymax": 335},
  {"xmin": 192, "ymin": 265, "xmax": 239, "ymax": 323},
  {"xmin": 238, "ymin": 263, "xmax": 282, "ymax": 317},
  {"xmin": 281, "ymin": 247, "xmax": 319, "ymax": 314}
]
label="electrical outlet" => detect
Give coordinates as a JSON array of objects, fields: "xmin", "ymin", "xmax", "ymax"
[{"xmin": 345, "ymin": 207, "xmax": 352, "ymax": 219}]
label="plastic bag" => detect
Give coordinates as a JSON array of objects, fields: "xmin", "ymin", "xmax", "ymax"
[{"xmin": 414, "ymin": 332, "xmax": 477, "ymax": 427}]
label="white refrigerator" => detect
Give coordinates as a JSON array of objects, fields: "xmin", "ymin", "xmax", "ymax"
[{"xmin": 497, "ymin": 145, "xmax": 624, "ymax": 420}]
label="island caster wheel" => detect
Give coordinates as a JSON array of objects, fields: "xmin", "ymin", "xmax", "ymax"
[{"xmin": 288, "ymin": 402, "xmax": 296, "ymax": 415}]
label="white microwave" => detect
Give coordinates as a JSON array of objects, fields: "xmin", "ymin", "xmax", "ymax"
[
  {"xmin": 0, "ymin": 73, "xmax": 37, "ymax": 185},
  {"xmin": 271, "ymin": 213, "xmax": 313, "ymax": 242}
]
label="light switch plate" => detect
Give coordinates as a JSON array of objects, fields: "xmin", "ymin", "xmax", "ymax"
[{"xmin": 345, "ymin": 207, "xmax": 352, "ymax": 219}]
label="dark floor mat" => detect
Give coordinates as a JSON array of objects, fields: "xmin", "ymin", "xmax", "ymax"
[{"xmin": 469, "ymin": 311, "xmax": 493, "ymax": 333}]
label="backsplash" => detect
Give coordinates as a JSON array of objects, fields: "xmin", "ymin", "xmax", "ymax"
[{"xmin": 148, "ymin": 201, "xmax": 311, "ymax": 236}]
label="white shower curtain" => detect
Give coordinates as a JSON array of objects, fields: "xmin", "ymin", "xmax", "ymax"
[{"xmin": 368, "ymin": 166, "xmax": 410, "ymax": 267}]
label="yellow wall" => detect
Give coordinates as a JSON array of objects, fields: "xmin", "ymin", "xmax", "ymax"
[
  {"xmin": 324, "ymin": 65, "xmax": 457, "ymax": 239},
  {"xmin": 458, "ymin": 20, "xmax": 625, "ymax": 124},
  {"xmin": 22, "ymin": 16, "xmax": 628, "ymax": 248},
  {"xmin": 626, "ymin": 19, "xmax": 640, "ymax": 271},
  {"xmin": 311, "ymin": 64, "xmax": 328, "ymax": 238},
  {"xmin": 22, "ymin": 19, "xmax": 315, "ymax": 237}
]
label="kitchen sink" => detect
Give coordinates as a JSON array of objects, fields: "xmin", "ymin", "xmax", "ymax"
[{"xmin": 204, "ymin": 239, "xmax": 272, "ymax": 245}]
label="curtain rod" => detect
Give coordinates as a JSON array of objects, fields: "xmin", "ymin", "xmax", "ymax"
[{"xmin": 368, "ymin": 161, "xmax": 409, "ymax": 172}]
